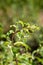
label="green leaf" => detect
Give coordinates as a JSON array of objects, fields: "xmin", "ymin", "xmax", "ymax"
[{"xmin": 14, "ymin": 42, "xmax": 31, "ymax": 50}]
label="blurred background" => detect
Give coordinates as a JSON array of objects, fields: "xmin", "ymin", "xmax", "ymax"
[{"xmin": 0, "ymin": 0, "xmax": 43, "ymax": 33}]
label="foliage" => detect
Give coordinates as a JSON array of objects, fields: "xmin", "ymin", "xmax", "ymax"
[
  {"xmin": 0, "ymin": 21, "xmax": 43, "ymax": 65},
  {"xmin": 0, "ymin": 0, "xmax": 43, "ymax": 65},
  {"xmin": 0, "ymin": 0, "xmax": 43, "ymax": 25}
]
